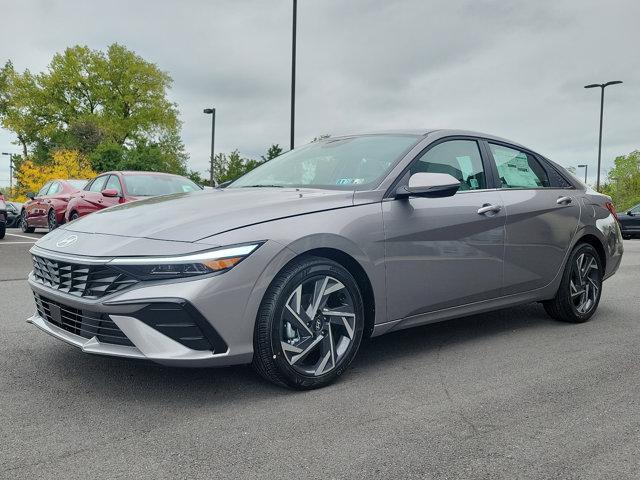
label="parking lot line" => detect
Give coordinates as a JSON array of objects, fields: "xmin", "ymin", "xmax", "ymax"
[
  {"xmin": 5, "ymin": 232, "xmax": 41, "ymax": 240},
  {"xmin": 1, "ymin": 241, "xmax": 37, "ymax": 245}
]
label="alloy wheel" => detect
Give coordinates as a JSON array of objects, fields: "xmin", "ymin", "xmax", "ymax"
[
  {"xmin": 570, "ymin": 252, "xmax": 600, "ymax": 314},
  {"xmin": 280, "ymin": 275, "xmax": 357, "ymax": 376}
]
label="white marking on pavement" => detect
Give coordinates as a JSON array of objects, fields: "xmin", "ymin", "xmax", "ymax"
[
  {"xmin": 6, "ymin": 232, "xmax": 41, "ymax": 240},
  {"xmin": 1, "ymin": 241, "xmax": 37, "ymax": 244}
]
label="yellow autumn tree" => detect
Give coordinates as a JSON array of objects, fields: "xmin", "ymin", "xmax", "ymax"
[{"xmin": 14, "ymin": 150, "xmax": 96, "ymax": 201}]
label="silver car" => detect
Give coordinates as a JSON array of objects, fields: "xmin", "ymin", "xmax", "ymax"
[{"xmin": 27, "ymin": 130, "xmax": 623, "ymax": 389}]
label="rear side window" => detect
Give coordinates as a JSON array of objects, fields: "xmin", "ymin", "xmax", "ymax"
[
  {"xmin": 410, "ymin": 140, "xmax": 486, "ymax": 191},
  {"xmin": 88, "ymin": 176, "xmax": 108, "ymax": 192},
  {"xmin": 489, "ymin": 143, "xmax": 549, "ymax": 189}
]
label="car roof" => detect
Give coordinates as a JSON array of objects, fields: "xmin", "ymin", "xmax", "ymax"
[
  {"xmin": 332, "ymin": 129, "xmax": 531, "ymax": 151},
  {"xmin": 99, "ymin": 171, "xmax": 182, "ymax": 177}
]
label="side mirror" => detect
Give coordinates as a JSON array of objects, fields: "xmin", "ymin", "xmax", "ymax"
[
  {"xmin": 26, "ymin": 192, "xmax": 36, "ymax": 200},
  {"xmin": 396, "ymin": 172, "xmax": 461, "ymax": 198},
  {"xmin": 101, "ymin": 188, "xmax": 119, "ymax": 198}
]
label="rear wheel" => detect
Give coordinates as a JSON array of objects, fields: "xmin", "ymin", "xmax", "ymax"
[
  {"xmin": 20, "ymin": 211, "xmax": 35, "ymax": 233},
  {"xmin": 47, "ymin": 210, "xmax": 58, "ymax": 231},
  {"xmin": 543, "ymin": 243, "xmax": 603, "ymax": 323},
  {"xmin": 70, "ymin": 212, "xmax": 79, "ymax": 221},
  {"xmin": 0, "ymin": 222, "xmax": 5, "ymax": 239},
  {"xmin": 622, "ymin": 233, "xmax": 632, "ymax": 240},
  {"xmin": 252, "ymin": 256, "xmax": 365, "ymax": 389}
]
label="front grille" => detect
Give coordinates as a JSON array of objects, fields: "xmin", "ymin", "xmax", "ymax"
[
  {"xmin": 32, "ymin": 255, "xmax": 138, "ymax": 299},
  {"xmin": 34, "ymin": 293, "xmax": 134, "ymax": 347}
]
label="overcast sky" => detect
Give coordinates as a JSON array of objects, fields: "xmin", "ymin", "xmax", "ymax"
[{"xmin": 1, "ymin": 0, "xmax": 638, "ymax": 186}]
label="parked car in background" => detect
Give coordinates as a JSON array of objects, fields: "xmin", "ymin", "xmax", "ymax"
[
  {"xmin": 0, "ymin": 193, "xmax": 6, "ymax": 239},
  {"xmin": 20, "ymin": 179, "xmax": 87, "ymax": 233},
  {"xmin": 619, "ymin": 203, "xmax": 640, "ymax": 239},
  {"xmin": 64, "ymin": 171, "xmax": 202, "ymax": 221},
  {"xmin": 5, "ymin": 201, "xmax": 22, "ymax": 228}
]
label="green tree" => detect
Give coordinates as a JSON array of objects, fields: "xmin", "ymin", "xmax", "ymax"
[
  {"xmin": 0, "ymin": 44, "xmax": 187, "ymax": 173},
  {"xmin": 600, "ymin": 150, "xmax": 640, "ymax": 211},
  {"xmin": 210, "ymin": 150, "xmax": 262, "ymax": 184},
  {"xmin": 261, "ymin": 144, "xmax": 283, "ymax": 162}
]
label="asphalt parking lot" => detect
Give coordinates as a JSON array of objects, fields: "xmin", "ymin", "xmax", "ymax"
[{"xmin": 1, "ymin": 233, "xmax": 639, "ymax": 480}]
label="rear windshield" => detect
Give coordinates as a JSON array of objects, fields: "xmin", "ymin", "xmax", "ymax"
[{"xmin": 123, "ymin": 175, "xmax": 201, "ymax": 196}]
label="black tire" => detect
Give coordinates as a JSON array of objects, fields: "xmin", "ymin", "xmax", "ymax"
[
  {"xmin": 622, "ymin": 233, "xmax": 631, "ymax": 240},
  {"xmin": 543, "ymin": 243, "xmax": 603, "ymax": 323},
  {"xmin": 0, "ymin": 222, "xmax": 5, "ymax": 239},
  {"xmin": 70, "ymin": 212, "xmax": 79, "ymax": 221},
  {"xmin": 252, "ymin": 256, "xmax": 365, "ymax": 389},
  {"xmin": 20, "ymin": 211, "xmax": 35, "ymax": 233},
  {"xmin": 47, "ymin": 209, "xmax": 58, "ymax": 231}
]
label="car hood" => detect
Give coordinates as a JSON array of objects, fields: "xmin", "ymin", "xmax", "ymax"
[{"xmin": 61, "ymin": 187, "xmax": 355, "ymax": 242}]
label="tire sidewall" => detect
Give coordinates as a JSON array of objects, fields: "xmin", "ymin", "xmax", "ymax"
[{"xmin": 262, "ymin": 259, "xmax": 364, "ymax": 389}]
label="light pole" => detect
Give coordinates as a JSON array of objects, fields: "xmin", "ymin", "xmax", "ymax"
[
  {"xmin": 577, "ymin": 164, "xmax": 588, "ymax": 184},
  {"xmin": 203, "ymin": 108, "xmax": 216, "ymax": 187},
  {"xmin": 584, "ymin": 80, "xmax": 622, "ymax": 191},
  {"xmin": 290, "ymin": 0, "xmax": 297, "ymax": 151},
  {"xmin": 2, "ymin": 152, "xmax": 15, "ymax": 190}
]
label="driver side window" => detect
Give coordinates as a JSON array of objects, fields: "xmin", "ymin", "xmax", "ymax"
[{"xmin": 410, "ymin": 140, "xmax": 486, "ymax": 191}]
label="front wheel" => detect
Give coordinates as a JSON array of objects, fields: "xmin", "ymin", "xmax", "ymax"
[
  {"xmin": 0, "ymin": 223, "xmax": 5, "ymax": 239},
  {"xmin": 70, "ymin": 212, "xmax": 79, "ymax": 221},
  {"xmin": 20, "ymin": 211, "xmax": 35, "ymax": 233},
  {"xmin": 252, "ymin": 256, "xmax": 365, "ymax": 389},
  {"xmin": 543, "ymin": 243, "xmax": 603, "ymax": 323},
  {"xmin": 47, "ymin": 210, "xmax": 58, "ymax": 231}
]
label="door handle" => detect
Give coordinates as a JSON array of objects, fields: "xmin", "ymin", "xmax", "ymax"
[
  {"xmin": 477, "ymin": 204, "xmax": 502, "ymax": 215},
  {"xmin": 557, "ymin": 196, "xmax": 572, "ymax": 205}
]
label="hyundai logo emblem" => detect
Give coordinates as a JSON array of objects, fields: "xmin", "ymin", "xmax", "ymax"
[{"xmin": 56, "ymin": 235, "xmax": 78, "ymax": 248}]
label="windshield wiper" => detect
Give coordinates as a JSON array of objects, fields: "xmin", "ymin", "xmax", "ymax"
[{"xmin": 240, "ymin": 184, "xmax": 284, "ymax": 188}]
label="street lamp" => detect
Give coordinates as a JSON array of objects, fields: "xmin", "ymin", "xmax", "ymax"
[
  {"xmin": 203, "ymin": 108, "xmax": 216, "ymax": 187},
  {"xmin": 290, "ymin": 0, "xmax": 297, "ymax": 151},
  {"xmin": 577, "ymin": 164, "xmax": 588, "ymax": 184},
  {"xmin": 1, "ymin": 152, "xmax": 15, "ymax": 190},
  {"xmin": 584, "ymin": 80, "xmax": 623, "ymax": 191}
]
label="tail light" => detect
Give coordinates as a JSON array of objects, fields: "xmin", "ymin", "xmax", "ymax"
[{"xmin": 605, "ymin": 202, "xmax": 619, "ymax": 222}]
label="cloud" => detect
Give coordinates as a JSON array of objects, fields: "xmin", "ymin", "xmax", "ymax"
[{"xmin": 1, "ymin": 0, "xmax": 638, "ymax": 185}]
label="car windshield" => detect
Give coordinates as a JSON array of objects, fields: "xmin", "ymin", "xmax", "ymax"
[
  {"xmin": 229, "ymin": 135, "xmax": 420, "ymax": 190},
  {"xmin": 67, "ymin": 180, "xmax": 88, "ymax": 189},
  {"xmin": 123, "ymin": 174, "xmax": 201, "ymax": 196}
]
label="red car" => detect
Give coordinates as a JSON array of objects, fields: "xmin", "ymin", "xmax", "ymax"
[
  {"xmin": 20, "ymin": 179, "xmax": 88, "ymax": 233},
  {"xmin": 65, "ymin": 171, "xmax": 201, "ymax": 222}
]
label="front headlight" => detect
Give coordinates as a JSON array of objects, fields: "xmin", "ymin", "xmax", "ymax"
[{"xmin": 108, "ymin": 243, "xmax": 263, "ymax": 280}]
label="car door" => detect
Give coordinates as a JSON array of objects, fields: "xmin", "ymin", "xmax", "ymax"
[
  {"xmin": 382, "ymin": 138, "xmax": 505, "ymax": 321},
  {"xmin": 76, "ymin": 175, "xmax": 108, "ymax": 216},
  {"xmin": 484, "ymin": 141, "xmax": 580, "ymax": 294}
]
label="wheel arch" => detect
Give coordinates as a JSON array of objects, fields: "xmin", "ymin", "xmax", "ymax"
[
  {"xmin": 574, "ymin": 233, "xmax": 607, "ymax": 272},
  {"xmin": 296, "ymin": 247, "xmax": 376, "ymax": 339}
]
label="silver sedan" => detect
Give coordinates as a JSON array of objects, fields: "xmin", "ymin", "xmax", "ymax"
[{"xmin": 26, "ymin": 130, "xmax": 623, "ymax": 389}]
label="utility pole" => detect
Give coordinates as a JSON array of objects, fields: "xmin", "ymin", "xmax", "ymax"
[
  {"xmin": 577, "ymin": 164, "xmax": 588, "ymax": 184},
  {"xmin": 584, "ymin": 81, "xmax": 623, "ymax": 191},
  {"xmin": 203, "ymin": 108, "xmax": 216, "ymax": 186},
  {"xmin": 290, "ymin": 0, "xmax": 297, "ymax": 151}
]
